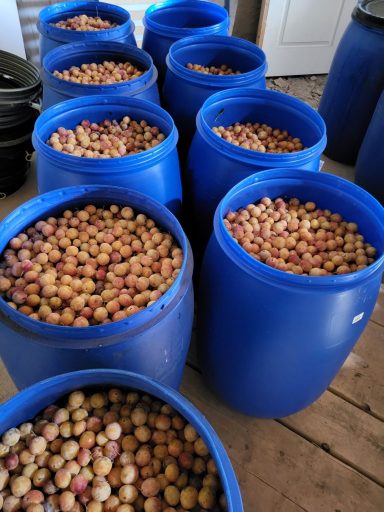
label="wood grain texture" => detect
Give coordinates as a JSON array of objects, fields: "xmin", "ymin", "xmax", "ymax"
[
  {"xmin": 256, "ymin": 0, "xmax": 269, "ymax": 46},
  {"xmin": 232, "ymin": 460, "xmax": 306, "ymax": 512},
  {"xmin": 0, "ymin": 359, "xmax": 17, "ymax": 404},
  {"xmin": 181, "ymin": 366, "xmax": 384, "ymax": 512},
  {"xmin": 330, "ymin": 321, "xmax": 384, "ymax": 420},
  {"xmin": 281, "ymin": 390, "xmax": 384, "ymax": 485}
]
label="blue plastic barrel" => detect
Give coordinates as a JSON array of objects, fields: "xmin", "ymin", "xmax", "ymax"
[
  {"xmin": 198, "ymin": 169, "xmax": 384, "ymax": 418},
  {"xmin": 355, "ymin": 88, "xmax": 384, "ymax": 205},
  {"xmin": 32, "ymin": 95, "xmax": 182, "ymax": 215},
  {"xmin": 142, "ymin": 0, "xmax": 229, "ymax": 83},
  {"xmin": 0, "ymin": 186, "xmax": 194, "ymax": 390},
  {"xmin": 38, "ymin": 1, "xmax": 136, "ymax": 63},
  {"xmin": 0, "ymin": 369, "xmax": 243, "ymax": 511},
  {"xmin": 163, "ymin": 35, "xmax": 267, "ymax": 157},
  {"xmin": 187, "ymin": 88, "xmax": 326, "ymax": 257},
  {"xmin": 318, "ymin": 0, "xmax": 384, "ymax": 165},
  {"xmin": 42, "ymin": 42, "xmax": 159, "ymax": 109}
]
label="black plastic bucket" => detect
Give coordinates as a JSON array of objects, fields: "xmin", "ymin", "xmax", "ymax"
[{"xmin": 0, "ymin": 50, "xmax": 41, "ymax": 196}]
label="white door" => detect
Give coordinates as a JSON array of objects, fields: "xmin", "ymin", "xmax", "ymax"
[{"xmin": 258, "ymin": 0, "xmax": 357, "ymax": 77}]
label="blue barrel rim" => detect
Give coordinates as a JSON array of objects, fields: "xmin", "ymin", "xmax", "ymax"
[
  {"xmin": 196, "ymin": 87, "xmax": 327, "ymax": 166},
  {"xmin": 0, "ymin": 185, "xmax": 193, "ymax": 346},
  {"xmin": 214, "ymin": 168, "xmax": 384, "ymax": 289},
  {"xmin": 0, "ymin": 368, "xmax": 243, "ymax": 512},
  {"xmin": 143, "ymin": 0, "xmax": 229, "ymax": 39},
  {"xmin": 32, "ymin": 95, "xmax": 178, "ymax": 171},
  {"xmin": 353, "ymin": 0, "xmax": 384, "ymax": 29},
  {"xmin": 166, "ymin": 34, "xmax": 268, "ymax": 88},
  {"xmin": 42, "ymin": 41, "xmax": 158, "ymax": 96},
  {"xmin": 38, "ymin": 1, "xmax": 135, "ymax": 44}
]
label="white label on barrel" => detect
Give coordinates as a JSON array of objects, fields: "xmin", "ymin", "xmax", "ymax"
[
  {"xmin": 352, "ymin": 312, "xmax": 364, "ymax": 324},
  {"xmin": 319, "ymin": 160, "xmax": 325, "ymax": 170}
]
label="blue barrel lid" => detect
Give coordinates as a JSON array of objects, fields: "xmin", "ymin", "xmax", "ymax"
[{"xmin": 353, "ymin": 0, "xmax": 384, "ymax": 29}]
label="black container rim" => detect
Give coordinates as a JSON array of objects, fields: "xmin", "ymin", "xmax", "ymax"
[
  {"xmin": 0, "ymin": 110, "xmax": 35, "ymax": 130},
  {"xmin": 0, "ymin": 163, "xmax": 29, "ymax": 183},
  {"xmin": 0, "ymin": 163, "xmax": 29, "ymax": 199},
  {"xmin": 0, "ymin": 50, "xmax": 41, "ymax": 100},
  {"xmin": 0, "ymin": 50, "xmax": 41, "ymax": 131},
  {"xmin": 0, "ymin": 130, "xmax": 32, "ymax": 148},
  {"xmin": 0, "ymin": 113, "xmax": 36, "ymax": 146},
  {"xmin": 353, "ymin": 0, "xmax": 384, "ymax": 29}
]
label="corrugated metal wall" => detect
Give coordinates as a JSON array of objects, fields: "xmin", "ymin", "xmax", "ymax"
[
  {"xmin": 17, "ymin": 0, "xmax": 60, "ymax": 64},
  {"xmin": 103, "ymin": 0, "xmax": 229, "ymax": 44},
  {"xmin": 16, "ymin": 0, "xmax": 153, "ymax": 65},
  {"xmin": 16, "ymin": 0, "xmax": 228, "ymax": 65},
  {"xmin": 103, "ymin": 0, "xmax": 151, "ymax": 45}
]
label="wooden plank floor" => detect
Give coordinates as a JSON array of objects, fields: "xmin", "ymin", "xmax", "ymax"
[
  {"xmin": 183, "ymin": 303, "xmax": 384, "ymax": 511},
  {"xmin": 0, "ymin": 161, "xmax": 383, "ymax": 511}
]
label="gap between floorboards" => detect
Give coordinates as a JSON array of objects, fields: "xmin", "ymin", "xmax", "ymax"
[
  {"xmin": 184, "ymin": 361, "xmax": 384, "ymax": 490},
  {"xmin": 328, "ymin": 386, "xmax": 384, "ymax": 422},
  {"xmin": 276, "ymin": 417, "xmax": 384, "ymax": 489}
]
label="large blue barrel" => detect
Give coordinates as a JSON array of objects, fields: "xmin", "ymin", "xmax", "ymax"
[
  {"xmin": 142, "ymin": 0, "xmax": 229, "ymax": 84},
  {"xmin": 187, "ymin": 88, "xmax": 326, "ymax": 258},
  {"xmin": 32, "ymin": 95, "xmax": 182, "ymax": 215},
  {"xmin": 163, "ymin": 35, "xmax": 267, "ymax": 157},
  {"xmin": 38, "ymin": 1, "xmax": 136, "ymax": 63},
  {"xmin": 198, "ymin": 169, "xmax": 384, "ymax": 418},
  {"xmin": 355, "ymin": 88, "xmax": 384, "ymax": 205},
  {"xmin": 0, "ymin": 186, "xmax": 194, "ymax": 390},
  {"xmin": 0, "ymin": 369, "xmax": 243, "ymax": 511},
  {"xmin": 42, "ymin": 42, "xmax": 159, "ymax": 109},
  {"xmin": 318, "ymin": 0, "xmax": 384, "ymax": 164}
]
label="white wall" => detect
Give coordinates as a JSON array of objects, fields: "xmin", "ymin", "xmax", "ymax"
[{"xmin": 1, "ymin": 0, "xmax": 26, "ymax": 58}]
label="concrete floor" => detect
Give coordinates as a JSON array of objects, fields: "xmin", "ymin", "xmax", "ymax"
[{"xmin": 267, "ymin": 75, "xmax": 328, "ymax": 110}]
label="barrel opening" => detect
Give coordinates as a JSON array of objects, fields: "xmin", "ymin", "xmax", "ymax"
[
  {"xmin": 46, "ymin": 7, "xmax": 129, "ymax": 27},
  {"xmin": 205, "ymin": 100, "xmax": 323, "ymax": 149},
  {"xmin": 0, "ymin": 201, "xmax": 178, "ymax": 253},
  {"xmin": 46, "ymin": 51, "xmax": 149, "ymax": 77},
  {"xmin": 223, "ymin": 178, "xmax": 384, "ymax": 260},
  {"xmin": 150, "ymin": 7, "xmax": 225, "ymax": 29},
  {"xmin": 0, "ymin": 73, "xmax": 20, "ymax": 89},
  {"xmin": 174, "ymin": 45, "xmax": 264, "ymax": 74},
  {"xmin": 36, "ymin": 106, "xmax": 173, "ymax": 148}
]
